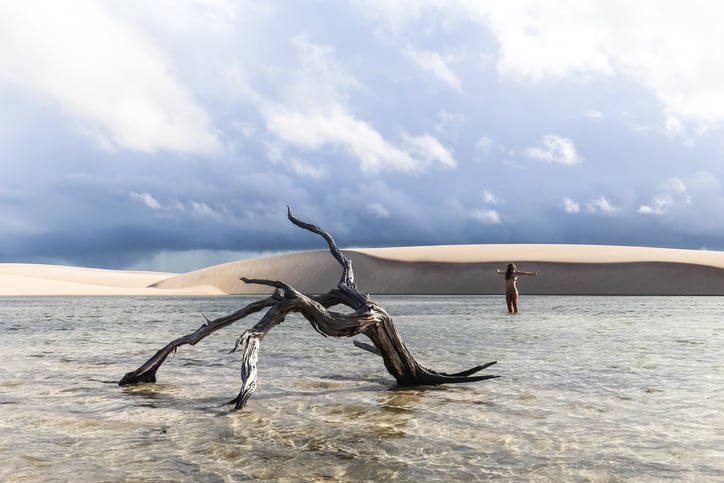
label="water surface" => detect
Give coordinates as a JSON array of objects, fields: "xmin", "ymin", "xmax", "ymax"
[{"xmin": 1, "ymin": 295, "xmax": 722, "ymax": 481}]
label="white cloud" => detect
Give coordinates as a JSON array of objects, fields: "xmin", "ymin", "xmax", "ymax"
[
  {"xmin": 469, "ymin": 208, "xmax": 501, "ymax": 224},
  {"xmin": 435, "ymin": 110, "xmax": 465, "ymax": 134},
  {"xmin": 483, "ymin": 190, "xmax": 499, "ymax": 205},
  {"xmin": 189, "ymin": 201, "xmax": 214, "ymax": 216},
  {"xmin": 523, "ymin": 135, "xmax": 581, "ymax": 165},
  {"xmin": 288, "ymin": 34, "xmax": 363, "ymax": 109},
  {"xmin": 249, "ymin": 35, "xmax": 456, "ymax": 174},
  {"xmin": 129, "ymin": 192, "xmax": 229, "ymax": 218},
  {"xmin": 476, "ymin": 3, "xmax": 613, "ymax": 81},
  {"xmin": 264, "ymin": 141, "xmax": 325, "ymax": 178},
  {"xmin": 263, "ymin": 105, "xmax": 455, "ymax": 174},
  {"xmin": 585, "ymin": 196, "xmax": 618, "ymax": 215},
  {"xmin": 403, "ymin": 47, "xmax": 462, "ymax": 91},
  {"xmin": 401, "ymin": 133, "xmax": 456, "ymax": 169},
  {"xmin": 257, "ymin": 36, "xmax": 457, "ymax": 174},
  {"xmin": 638, "ymin": 195, "xmax": 673, "ymax": 215},
  {"xmin": 233, "ymin": 121, "xmax": 257, "ymax": 138},
  {"xmin": 129, "ymin": 192, "xmax": 162, "ymax": 210},
  {"xmin": 359, "ymin": 1, "xmax": 724, "ymax": 135},
  {"xmin": 484, "ymin": 2, "xmax": 724, "ymax": 131},
  {"xmin": 563, "ymin": 197, "xmax": 580, "ymax": 213},
  {"xmin": 664, "ymin": 177, "xmax": 687, "ymax": 193},
  {"xmin": 0, "ymin": 1, "xmax": 221, "ymax": 155},
  {"xmin": 476, "ymin": 135, "xmax": 493, "ymax": 154},
  {"xmin": 287, "ymin": 157, "xmax": 326, "ymax": 179},
  {"xmin": 367, "ymin": 202, "xmax": 391, "ymax": 218},
  {"xmin": 264, "ymin": 141, "xmax": 285, "ymax": 163},
  {"xmin": 639, "ymin": 177, "xmax": 693, "ymax": 215},
  {"xmin": 585, "ymin": 109, "xmax": 604, "ymax": 119},
  {"xmin": 665, "ymin": 115, "xmax": 688, "ymax": 141}
]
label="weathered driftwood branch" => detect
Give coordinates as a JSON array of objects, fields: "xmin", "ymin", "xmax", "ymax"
[{"xmin": 120, "ymin": 207, "xmax": 498, "ymax": 410}]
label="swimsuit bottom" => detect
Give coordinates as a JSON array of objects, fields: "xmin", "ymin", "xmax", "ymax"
[{"xmin": 506, "ymin": 287, "xmax": 518, "ymax": 296}]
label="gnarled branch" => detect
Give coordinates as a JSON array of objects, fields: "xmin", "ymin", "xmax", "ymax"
[{"xmin": 120, "ymin": 207, "xmax": 498, "ymax": 410}]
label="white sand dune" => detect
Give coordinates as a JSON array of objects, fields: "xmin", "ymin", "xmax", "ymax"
[
  {"xmin": 153, "ymin": 244, "xmax": 724, "ymax": 296},
  {"xmin": 0, "ymin": 263, "xmax": 223, "ymax": 296},
  {"xmin": 355, "ymin": 244, "xmax": 724, "ymax": 267},
  {"xmin": 3, "ymin": 244, "xmax": 724, "ymax": 296}
]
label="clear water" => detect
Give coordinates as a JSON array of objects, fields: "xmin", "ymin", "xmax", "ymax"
[{"xmin": 1, "ymin": 295, "xmax": 722, "ymax": 482}]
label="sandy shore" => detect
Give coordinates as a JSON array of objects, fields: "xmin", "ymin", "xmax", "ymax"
[{"xmin": 4, "ymin": 244, "xmax": 724, "ymax": 296}]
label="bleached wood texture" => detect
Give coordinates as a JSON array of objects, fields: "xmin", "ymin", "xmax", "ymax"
[{"xmin": 119, "ymin": 208, "xmax": 497, "ymax": 410}]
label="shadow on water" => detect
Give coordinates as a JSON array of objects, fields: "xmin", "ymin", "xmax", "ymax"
[
  {"xmin": 380, "ymin": 386, "xmax": 427, "ymax": 413},
  {"xmin": 121, "ymin": 382, "xmax": 181, "ymax": 400}
]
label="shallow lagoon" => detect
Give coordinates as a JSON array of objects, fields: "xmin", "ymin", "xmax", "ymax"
[{"xmin": 1, "ymin": 295, "xmax": 722, "ymax": 481}]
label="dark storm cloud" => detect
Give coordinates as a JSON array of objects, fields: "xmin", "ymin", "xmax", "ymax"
[{"xmin": 2, "ymin": 2, "xmax": 724, "ymax": 271}]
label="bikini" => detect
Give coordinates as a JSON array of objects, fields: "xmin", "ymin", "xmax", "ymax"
[{"xmin": 505, "ymin": 273, "xmax": 517, "ymax": 296}]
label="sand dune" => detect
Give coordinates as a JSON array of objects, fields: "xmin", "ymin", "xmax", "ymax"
[
  {"xmin": 0, "ymin": 263, "xmax": 223, "ymax": 296},
  {"xmin": 3, "ymin": 244, "xmax": 724, "ymax": 296},
  {"xmin": 153, "ymin": 244, "xmax": 724, "ymax": 296}
]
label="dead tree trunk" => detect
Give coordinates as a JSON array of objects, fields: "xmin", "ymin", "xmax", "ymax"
[{"xmin": 119, "ymin": 207, "xmax": 498, "ymax": 410}]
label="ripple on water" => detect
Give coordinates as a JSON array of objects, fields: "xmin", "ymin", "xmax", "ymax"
[{"xmin": 1, "ymin": 295, "xmax": 723, "ymax": 481}]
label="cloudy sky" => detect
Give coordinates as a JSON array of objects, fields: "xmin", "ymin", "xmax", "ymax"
[{"xmin": 2, "ymin": 1, "xmax": 724, "ymax": 272}]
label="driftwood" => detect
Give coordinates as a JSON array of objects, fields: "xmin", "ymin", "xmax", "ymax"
[{"xmin": 119, "ymin": 208, "xmax": 498, "ymax": 410}]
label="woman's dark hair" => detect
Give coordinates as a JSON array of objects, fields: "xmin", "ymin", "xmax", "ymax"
[{"xmin": 505, "ymin": 263, "xmax": 516, "ymax": 280}]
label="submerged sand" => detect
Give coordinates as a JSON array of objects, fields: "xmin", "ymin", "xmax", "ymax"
[{"xmin": 3, "ymin": 244, "xmax": 724, "ymax": 296}]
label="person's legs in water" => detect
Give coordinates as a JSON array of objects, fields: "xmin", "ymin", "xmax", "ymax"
[
  {"xmin": 505, "ymin": 287, "xmax": 519, "ymax": 314},
  {"xmin": 505, "ymin": 291, "xmax": 515, "ymax": 313}
]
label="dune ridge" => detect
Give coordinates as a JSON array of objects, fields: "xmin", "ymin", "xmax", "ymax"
[
  {"xmin": 153, "ymin": 244, "xmax": 724, "ymax": 296},
  {"xmin": 3, "ymin": 245, "xmax": 724, "ymax": 296}
]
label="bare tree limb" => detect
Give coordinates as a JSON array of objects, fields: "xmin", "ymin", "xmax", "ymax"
[
  {"xmin": 119, "ymin": 208, "xmax": 498, "ymax": 410},
  {"xmin": 118, "ymin": 296, "xmax": 278, "ymax": 385}
]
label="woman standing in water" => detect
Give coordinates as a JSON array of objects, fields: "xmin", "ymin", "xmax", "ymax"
[{"xmin": 497, "ymin": 263, "xmax": 538, "ymax": 314}]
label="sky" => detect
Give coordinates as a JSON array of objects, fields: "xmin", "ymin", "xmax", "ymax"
[{"xmin": 2, "ymin": 0, "xmax": 724, "ymax": 272}]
